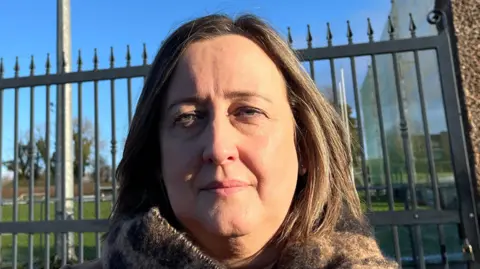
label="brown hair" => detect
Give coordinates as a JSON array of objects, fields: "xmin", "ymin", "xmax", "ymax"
[{"xmin": 110, "ymin": 13, "xmax": 367, "ymax": 248}]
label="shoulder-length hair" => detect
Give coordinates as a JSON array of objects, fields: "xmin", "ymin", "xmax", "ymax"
[{"xmin": 110, "ymin": 13, "xmax": 366, "ymax": 247}]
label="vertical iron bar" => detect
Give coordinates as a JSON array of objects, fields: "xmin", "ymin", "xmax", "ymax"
[
  {"xmin": 127, "ymin": 78, "xmax": 132, "ymax": 126},
  {"xmin": 127, "ymin": 79, "xmax": 132, "ymax": 126},
  {"xmin": 55, "ymin": 70, "xmax": 64, "ymax": 264},
  {"xmin": 309, "ymin": 60, "xmax": 315, "ymax": 80},
  {"xmin": 28, "ymin": 56, "xmax": 35, "ymax": 269},
  {"xmin": 60, "ymin": 79, "xmax": 67, "ymax": 265},
  {"xmin": 371, "ymin": 54, "xmax": 402, "ymax": 264},
  {"xmin": 126, "ymin": 45, "xmax": 133, "ymax": 126},
  {"xmin": 93, "ymin": 50, "xmax": 101, "ymax": 257},
  {"xmin": 391, "ymin": 50, "xmax": 425, "ymax": 269},
  {"xmin": 0, "ymin": 58, "xmax": 4, "ymax": 267},
  {"xmin": 329, "ymin": 59, "xmax": 338, "ymax": 108},
  {"xmin": 306, "ymin": 25, "xmax": 315, "ymax": 81},
  {"xmin": 0, "ymin": 59, "xmax": 4, "ymax": 267},
  {"xmin": 54, "ymin": 85, "xmax": 61, "ymax": 265},
  {"xmin": 44, "ymin": 94, "xmax": 51, "ymax": 269},
  {"xmin": 142, "ymin": 44, "xmax": 148, "ymax": 98},
  {"xmin": 45, "ymin": 53, "xmax": 52, "ymax": 269},
  {"xmin": 12, "ymin": 57, "xmax": 20, "ymax": 269},
  {"xmin": 110, "ymin": 47, "xmax": 118, "ymax": 205},
  {"xmin": 350, "ymin": 56, "xmax": 371, "ymax": 210},
  {"xmin": 77, "ymin": 50, "xmax": 84, "ymax": 263}
]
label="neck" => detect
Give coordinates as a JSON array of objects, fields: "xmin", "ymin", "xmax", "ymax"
[{"xmin": 192, "ymin": 233, "xmax": 279, "ymax": 269}]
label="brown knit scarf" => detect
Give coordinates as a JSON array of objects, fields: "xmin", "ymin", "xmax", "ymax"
[{"xmin": 100, "ymin": 207, "xmax": 398, "ymax": 269}]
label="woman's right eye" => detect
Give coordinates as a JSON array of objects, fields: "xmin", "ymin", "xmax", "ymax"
[{"xmin": 173, "ymin": 112, "xmax": 203, "ymax": 128}]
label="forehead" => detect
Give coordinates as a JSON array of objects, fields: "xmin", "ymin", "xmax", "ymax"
[{"xmin": 166, "ymin": 34, "xmax": 286, "ymax": 102}]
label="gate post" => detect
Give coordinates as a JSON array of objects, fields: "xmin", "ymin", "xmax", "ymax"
[{"xmin": 435, "ymin": 0, "xmax": 480, "ymax": 265}]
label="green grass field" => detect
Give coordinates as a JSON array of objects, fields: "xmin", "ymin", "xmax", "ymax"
[
  {"xmin": 0, "ymin": 198, "xmax": 465, "ymax": 267},
  {"xmin": 0, "ymin": 201, "xmax": 112, "ymax": 266}
]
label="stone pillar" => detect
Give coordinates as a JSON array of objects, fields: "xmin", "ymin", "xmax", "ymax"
[{"xmin": 449, "ymin": 0, "xmax": 480, "ymax": 196}]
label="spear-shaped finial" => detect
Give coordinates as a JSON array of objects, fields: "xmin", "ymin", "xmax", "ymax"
[
  {"xmin": 62, "ymin": 51, "xmax": 67, "ymax": 72},
  {"xmin": 287, "ymin": 27, "xmax": 293, "ymax": 47},
  {"xmin": 142, "ymin": 43, "xmax": 148, "ymax": 65},
  {"xmin": 126, "ymin": 45, "xmax": 131, "ymax": 67},
  {"xmin": 306, "ymin": 24, "xmax": 313, "ymax": 48},
  {"xmin": 346, "ymin": 20, "xmax": 353, "ymax": 44},
  {"xmin": 29, "ymin": 55, "xmax": 35, "ymax": 76},
  {"xmin": 93, "ymin": 48, "xmax": 99, "ymax": 70},
  {"xmin": 326, "ymin": 22, "xmax": 333, "ymax": 46},
  {"xmin": 46, "ymin": 53, "xmax": 51, "ymax": 75},
  {"xmin": 387, "ymin": 16, "xmax": 395, "ymax": 40},
  {"xmin": 409, "ymin": 13, "xmax": 417, "ymax": 38},
  {"xmin": 14, "ymin": 56, "xmax": 20, "ymax": 77},
  {"xmin": 77, "ymin": 49, "xmax": 83, "ymax": 71},
  {"xmin": 367, "ymin": 18, "xmax": 374, "ymax": 42},
  {"xmin": 110, "ymin": 47, "xmax": 115, "ymax": 68},
  {"xmin": 0, "ymin": 58, "xmax": 4, "ymax": 78}
]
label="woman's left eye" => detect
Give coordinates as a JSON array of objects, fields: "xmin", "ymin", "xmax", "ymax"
[{"xmin": 234, "ymin": 107, "xmax": 264, "ymax": 118}]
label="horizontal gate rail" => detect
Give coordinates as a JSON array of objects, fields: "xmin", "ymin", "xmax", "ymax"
[
  {"xmin": 367, "ymin": 210, "xmax": 460, "ymax": 226},
  {"xmin": 0, "ymin": 220, "xmax": 108, "ymax": 234},
  {"xmin": 296, "ymin": 33, "xmax": 443, "ymax": 61},
  {"xmin": 0, "ymin": 210, "xmax": 461, "ymax": 234},
  {"xmin": 0, "ymin": 65, "xmax": 150, "ymax": 89}
]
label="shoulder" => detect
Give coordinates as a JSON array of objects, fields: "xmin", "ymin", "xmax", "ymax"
[
  {"xmin": 319, "ymin": 231, "xmax": 399, "ymax": 268},
  {"xmin": 278, "ymin": 230, "xmax": 398, "ymax": 269},
  {"xmin": 60, "ymin": 259, "xmax": 103, "ymax": 269}
]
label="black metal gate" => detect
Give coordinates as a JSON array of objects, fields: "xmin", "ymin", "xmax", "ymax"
[{"xmin": 293, "ymin": 8, "xmax": 480, "ymax": 269}]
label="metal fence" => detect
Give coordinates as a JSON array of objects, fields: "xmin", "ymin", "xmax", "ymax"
[{"xmin": 0, "ymin": 6, "xmax": 479, "ymax": 269}]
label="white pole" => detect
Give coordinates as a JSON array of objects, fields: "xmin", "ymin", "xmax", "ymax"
[
  {"xmin": 56, "ymin": 0, "xmax": 76, "ymax": 262},
  {"xmin": 339, "ymin": 68, "xmax": 355, "ymax": 184}
]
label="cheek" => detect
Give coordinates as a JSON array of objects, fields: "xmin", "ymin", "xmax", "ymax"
[
  {"xmin": 160, "ymin": 133, "xmax": 200, "ymax": 178},
  {"xmin": 160, "ymin": 163, "xmax": 197, "ymax": 221},
  {"xmin": 160, "ymin": 136, "xmax": 198, "ymax": 207},
  {"xmin": 242, "ymin": 123, "xmax": 298, "ymax": 200}
]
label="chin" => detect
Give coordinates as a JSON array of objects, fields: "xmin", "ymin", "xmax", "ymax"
[
  {"xmin": 202, "ymin": 212, "xmax": 258, "ymax": 237},
  {"xmin": 192, "ymin": 192, "xmax": 259, "ymax": 236}
]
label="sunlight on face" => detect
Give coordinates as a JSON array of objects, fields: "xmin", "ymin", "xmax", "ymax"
[{"xmin": 160, "ymin": 34, "xmax": 299, "ymax": 243}]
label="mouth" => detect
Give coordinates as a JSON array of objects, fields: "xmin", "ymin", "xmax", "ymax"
[{"xmin": 200, "ymin": 180, "xmax": 250, "ymax": 196}]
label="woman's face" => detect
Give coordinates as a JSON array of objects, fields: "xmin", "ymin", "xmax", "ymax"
[{"xmin": 160, "ymin": 34, "xmax": 299, "ymax": 243}]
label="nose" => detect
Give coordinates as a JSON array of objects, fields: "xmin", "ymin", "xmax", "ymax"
[{"xmin": 202, "ymin": 117, "xmax": 239, "ymax": 165}]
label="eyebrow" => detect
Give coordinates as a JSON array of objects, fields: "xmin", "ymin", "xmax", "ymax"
[{"xmin": 166, "ymin": 90, "xmax": 272, "ymax": 112}]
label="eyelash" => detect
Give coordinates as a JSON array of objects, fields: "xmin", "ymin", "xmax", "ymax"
[{"xmin": 173, "ymin": 107, "xmax": 264, "ymax": 127}]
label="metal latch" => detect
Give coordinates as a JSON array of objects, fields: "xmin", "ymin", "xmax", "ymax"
[{"xmin": 462, "ymin": 238, "xmax": 475, "ymax": 261}]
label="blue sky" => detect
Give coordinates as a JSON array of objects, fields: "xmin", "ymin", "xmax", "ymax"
[{"xmin": 0, "ymin": 0, "xmax": 444, "ymax": 175}]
